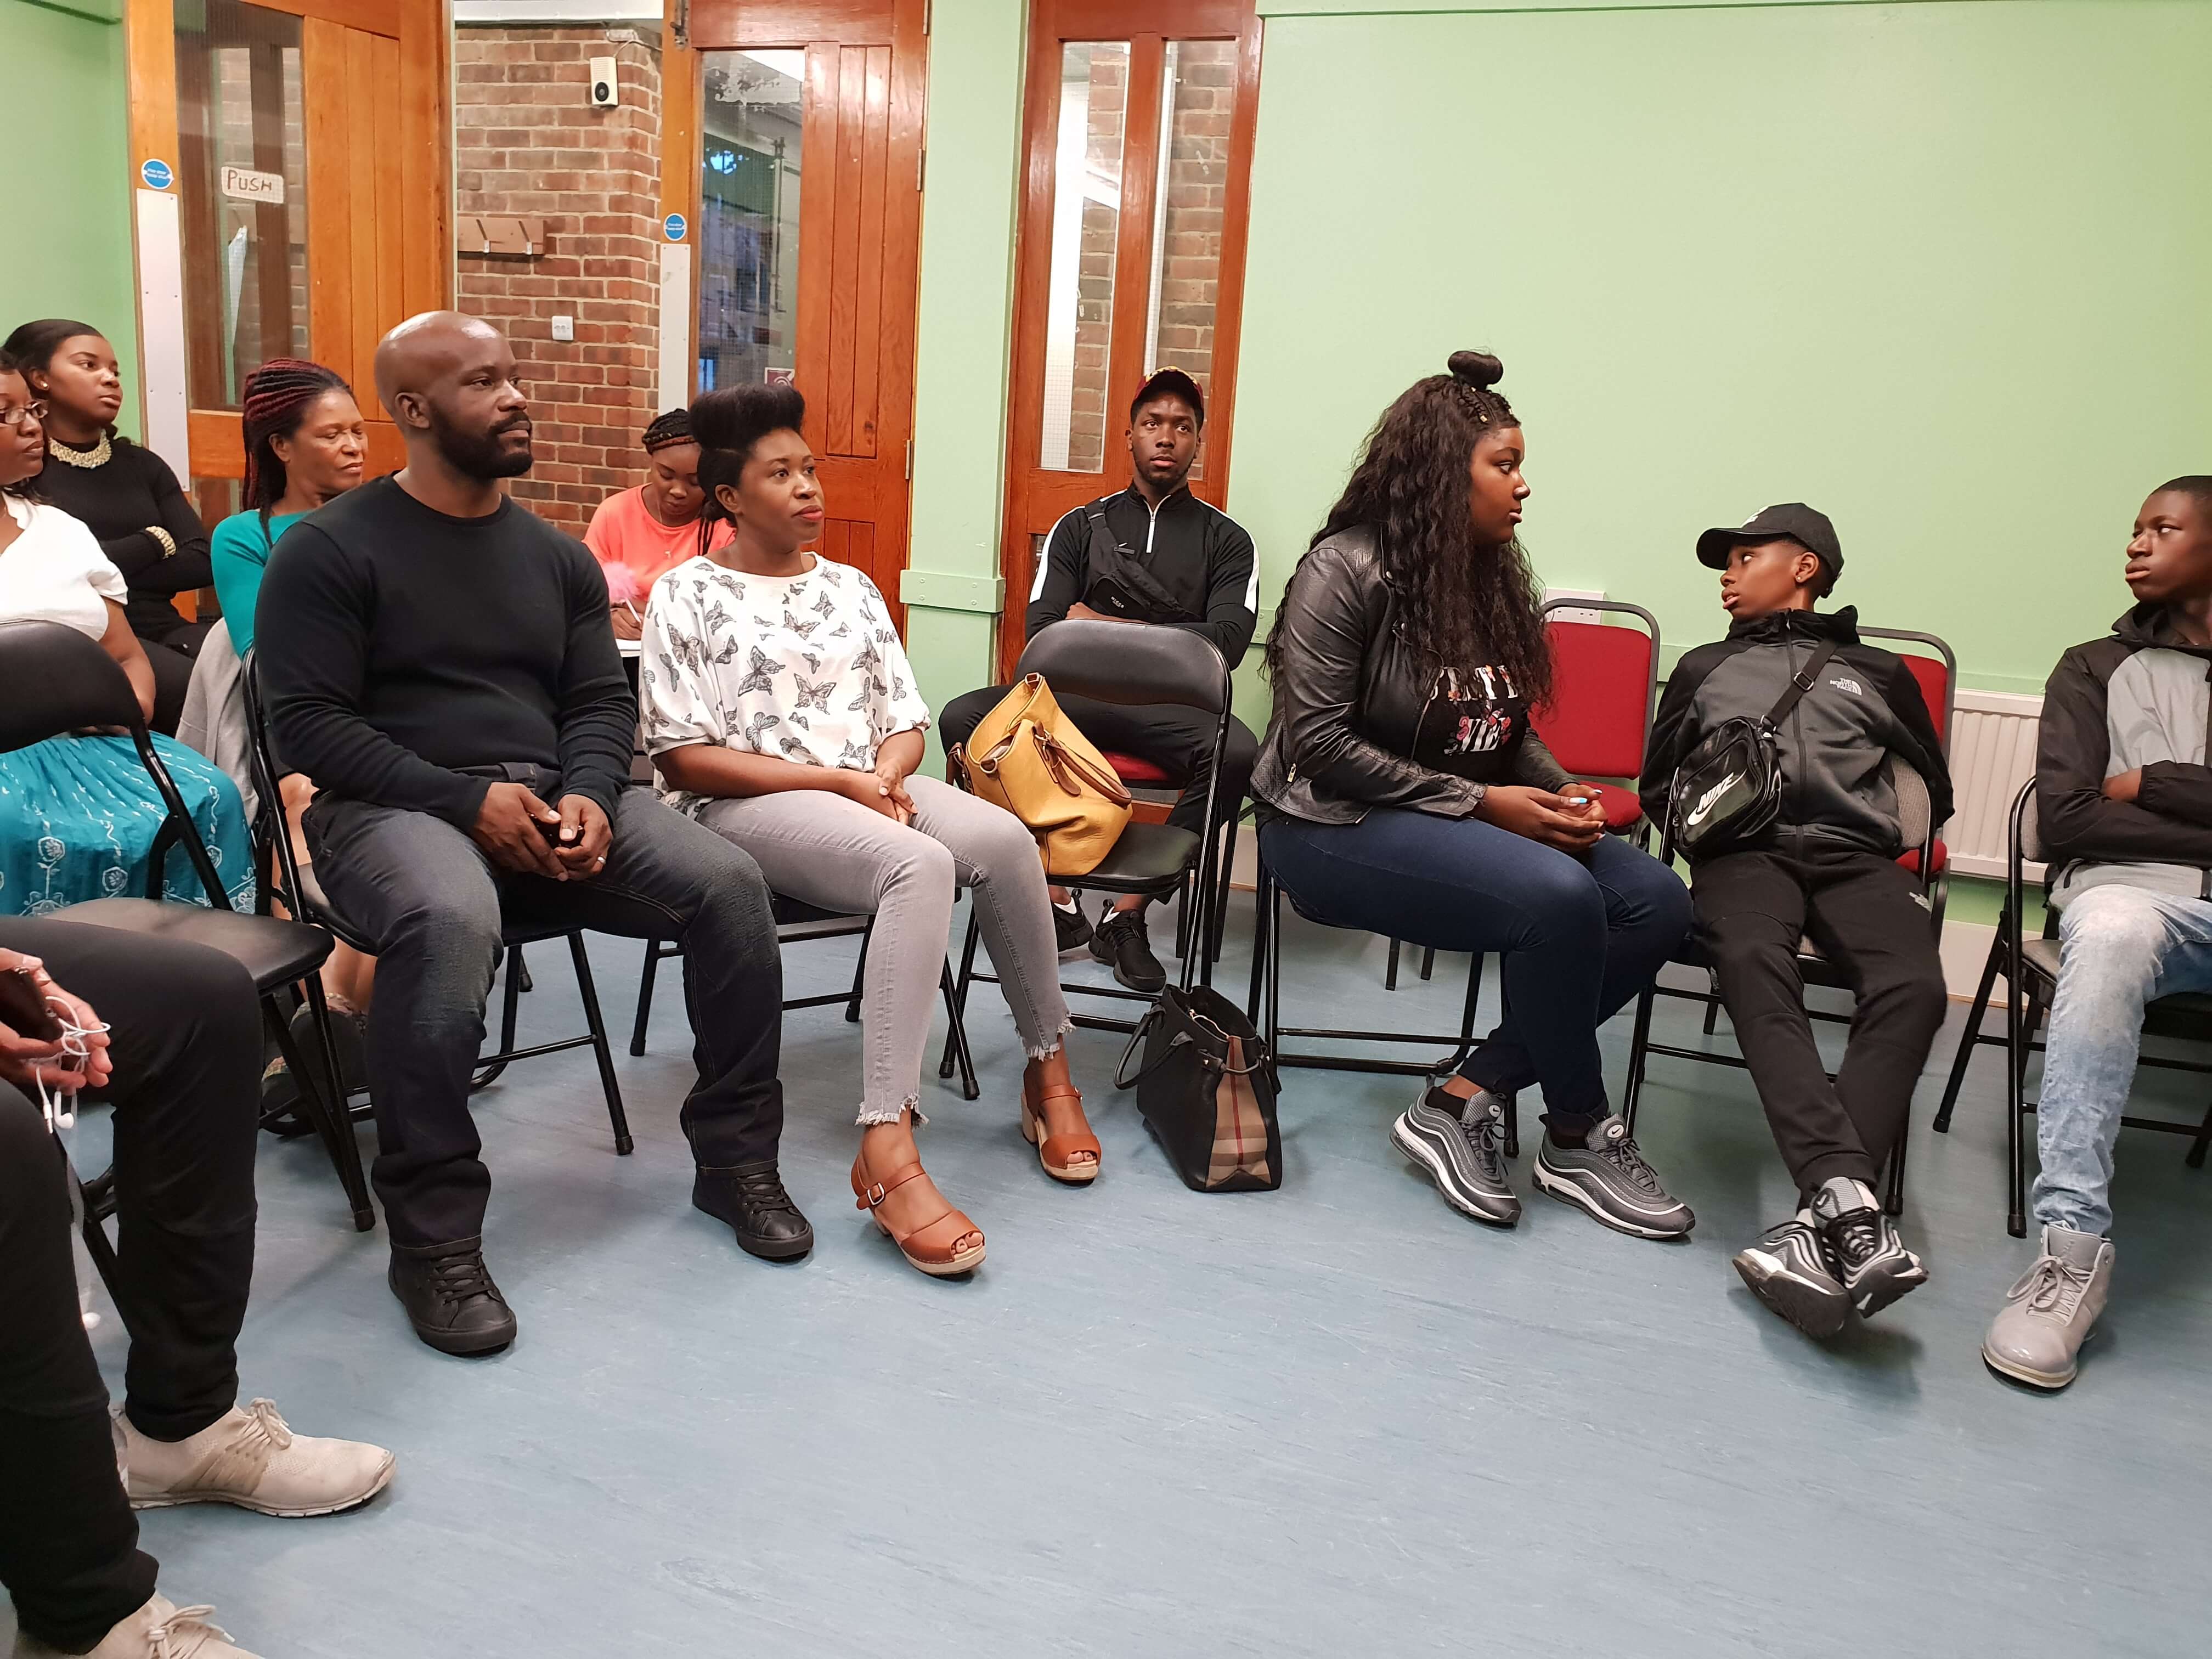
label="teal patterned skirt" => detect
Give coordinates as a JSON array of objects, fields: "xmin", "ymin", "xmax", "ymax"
[{"xmin": 0, "ymin": 733, "xmax": 255, "ymax": 916}]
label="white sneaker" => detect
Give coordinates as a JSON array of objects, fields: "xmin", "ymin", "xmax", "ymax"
[
  {"xmin": 119, "ymin": 1398, "xmax": 393, "ymax": 1517},
  {"xmin": 1981, "ymin": 1224, "xmax": 2114, "ymax": 1390},
  {"xmin": 11, "ymin": 1594, "xmax": 262, "ymax": 1658}
]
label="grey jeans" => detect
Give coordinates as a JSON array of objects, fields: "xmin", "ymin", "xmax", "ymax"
[{"xmin": 696, "ymin": 775, "xmax": 1071, "ymax": 1124}]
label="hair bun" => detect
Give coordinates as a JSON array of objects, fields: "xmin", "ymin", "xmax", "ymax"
[{"xmin": 1447, "ymin": 350, "xmax": 1504, "ymax": 390}]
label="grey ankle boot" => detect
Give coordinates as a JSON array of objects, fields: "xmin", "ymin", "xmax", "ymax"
[{"xmin": 1982, "ymin": 1224, "xmax": 2113, "ymax": 1390}]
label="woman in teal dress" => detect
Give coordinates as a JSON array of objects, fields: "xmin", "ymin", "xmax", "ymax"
[{"xmin": 0, "ymin": 348, "xmax": 251, "ymax": 915}]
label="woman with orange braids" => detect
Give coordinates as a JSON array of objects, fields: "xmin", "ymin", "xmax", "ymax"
[{"xmin": 208, "ymin": 359, "xmax": 376, "ymax": 1119}]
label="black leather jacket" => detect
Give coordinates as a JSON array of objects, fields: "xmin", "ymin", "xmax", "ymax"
[{"xmin": 1252, "ymin": 528, "xmax": 1569, "ymax": 825}]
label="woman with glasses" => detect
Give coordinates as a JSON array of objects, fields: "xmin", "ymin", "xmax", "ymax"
[
  {"xmin": 0, "ymin": 350, "xmax": 251, "ymax": 916},
  {"xmin": 1, "ymin": 320, "xmax": 214, "ymax": 734}
]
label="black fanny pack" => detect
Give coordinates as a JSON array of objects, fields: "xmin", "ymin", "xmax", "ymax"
[
  {"xmin": 1667, "ymin": 640, "xmax": 1836, "ymax": 860},
  {"xmin": 1080, "ymin": 499, "xmax": 1192, "ymax": 624}
]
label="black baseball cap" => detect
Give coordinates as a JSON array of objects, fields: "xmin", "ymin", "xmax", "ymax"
[{"xmin": 1696, "ymin": 503, "xmax": 1843, "ymax": 584}]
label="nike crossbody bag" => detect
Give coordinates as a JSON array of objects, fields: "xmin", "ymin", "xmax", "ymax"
[{"xmin": 1667, "ymin": 639, "xmax": 1838, "ymax": 861}]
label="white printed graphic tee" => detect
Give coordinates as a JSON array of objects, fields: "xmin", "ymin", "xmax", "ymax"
[{"xmin": 640, "ymin": 552, "xmax": 930, "ymax": 818}]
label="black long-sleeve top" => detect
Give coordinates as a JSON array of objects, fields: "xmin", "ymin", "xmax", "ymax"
[
  {"xmin": 255, "ymin": 476, "xmax": 636, "ymax": 830},
  {"xmin": 34, "ymin": 437, "xmax": 213, "ymax": 640},
  {"xmin": 1025, "ymin": 482, "xmax": 1258, "ymax": 668}
]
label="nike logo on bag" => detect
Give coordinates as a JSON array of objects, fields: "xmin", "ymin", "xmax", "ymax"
[{"xmin": 1685, "ymin": 774, "xmax": 1742, "ymax": 827}]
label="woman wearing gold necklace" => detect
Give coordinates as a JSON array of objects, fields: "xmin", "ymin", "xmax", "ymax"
[{"xmin": 1, "ymin": 320, "xmax": 213, "ymax": 734}]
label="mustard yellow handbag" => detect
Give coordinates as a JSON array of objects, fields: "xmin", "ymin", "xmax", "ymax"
[{"xmin": 951, "ymin": 673, "xmax": 1133, "ymax": 877}]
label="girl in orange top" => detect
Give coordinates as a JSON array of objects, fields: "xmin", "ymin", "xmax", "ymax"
[{"xmin": 584, "ymin": 408, "xmax": 732, "ymax": 639}]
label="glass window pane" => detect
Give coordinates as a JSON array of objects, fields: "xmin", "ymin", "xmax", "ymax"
[
  {"xmin": 698, "ymin": 49, "xmax": 805, "ymax": 394},
  {"xmin": 1039, "ymin": 42, "xmax": 1128, "ymax": 474},
  {"xmin": 1144, "ymin": 40, "xmax": 1238, "ymax": 481},
  {"xmin": 174, "ymin": 0, "xmax": 309, "ymax": 409}
]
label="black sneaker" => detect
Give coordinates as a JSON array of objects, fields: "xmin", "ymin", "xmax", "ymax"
[
  {"xmin": 261, "ymin": 1005, "xmax": 369, "ymax": 1138},
  {"xmin": 1390, "ymin": 1083, "xmax": 1520, "ymax": 1226},
  {"xmin": 1531, "ymin": 1113, "xmax": 1695, "ymax": 1239},
  {"xmin": 388, "ymin": 1238, "xmax": 517, "ymax": 1356},
  {"xmin": 1090, "ymin": 906, "xmax": 1166, "ymax": 994},
  {"xmin": 695, "ymin": 1161, "xmax": 815, "ymax": 1261},
  {"xmin": 1733, "ymin": 1211, "xmax": 1850, "ymax": 1338},
  {"xmin": 1811, "ymin": 1176, "xmax": 1927, "ymax": 1317},
  {"xmin": 1052, "ymin": 900, "xmax": 1094, "ymax": 956}
]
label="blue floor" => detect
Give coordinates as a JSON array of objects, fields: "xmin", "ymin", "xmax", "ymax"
[{"xmin": 20, "ymin": 900, "xmax": 2212, "ymax": 1657}]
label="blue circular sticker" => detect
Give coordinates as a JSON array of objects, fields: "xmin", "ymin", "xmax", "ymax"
[
  {"xmin": 139, "ymin": 157, "xmax": 174, "ymax": 191},
  {"xmin": 663, "ymin": 212, "xmax": 687, "ymax": 242}
]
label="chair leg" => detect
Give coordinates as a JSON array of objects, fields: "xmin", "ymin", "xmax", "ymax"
[
  {"xmin": 567, "ymin": 932, "xmax": 634, "ymax": 1156},
  {"xmin": 940, "ymin": 962, "xmax": 980, "ymax": 1101},
  {"xmin": 1701, "ymin": 981, "xmax": 1721, "ymax": 1037},
  {"xmin": 1385, "ymin": 937, "xmax": 1402, "ymax": 991},
  {"xmin": 77, "ymin": 1178, "xmax": 126, "ymax": 1313},
  {"xmin": 288, "ymin": 978, "xmax": 375, "ymax": 1231},
  {"xmin": 1174, "ymin": 867, "xmax": 1194, "ymax": 963},
  {"xmin": 1933, "ymin": 925, "xmax": 2006, "ymax": 1133},
  {"xmin": 2007, "ymin": 979, "xmax": 2043, "ymax": 1239},
  {"xmin": 1882, "ymin": 1122, "xmax": 1908, "ymax": 1217},
  {"xmin": 1210, "ymin": 814, "xmax": 1237, "ymax": 964},
  {"xmin": 2187, "ymin": 1085, "xmax": 2212, "ymax": 1170},
  {"xmin": 630, "ymin": 936, "xmax": 662, "ymax": 1057},
  {"xmin": 472, "ymin": 948, "xmax": 523, "ymax": 1090},
  {"xmin": 1623, "ymin": 982, "xmax": 1659, "ymax": 1135},
  {"xmin": 516, "ymin": 951, "xmax": 534, "ymax": 996},
  {"xmin": 938, "ymin": 911, "xmax": 984, "ymax": 1081},
  {"xmin": 1246, "ymin": 869, "xmax": 1271, "ymax": 1026},
  {"xmin": 848, "ymin": 915, "xmax": 875, "ymax": 1024},
  {"xmin": 1419, "ymin": 946, "xmax": 1436, "ymax": 981}
]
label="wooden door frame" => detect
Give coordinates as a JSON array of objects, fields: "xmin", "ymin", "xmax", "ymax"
[
  {"xmin": 124, "ymin": 0, "xmax": 450, "ymax": 488},
  {"xmin": 996, "ymin": 0, "xmax": 1262, "ymax": 681}
]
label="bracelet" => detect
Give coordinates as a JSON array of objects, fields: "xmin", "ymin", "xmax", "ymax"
[{"xmin": 146, "ymin": 526, "xmax": 177, "ymax": 559}]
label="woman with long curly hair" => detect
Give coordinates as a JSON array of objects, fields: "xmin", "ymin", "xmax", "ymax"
[{"xmin": 1251, "ymin": 350, "xmax": 1694, "ymax": 1240}]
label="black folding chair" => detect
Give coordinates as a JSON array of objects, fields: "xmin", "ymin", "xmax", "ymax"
[
  {"xmin": 1930, "ymin": 780, "xmax": 2212, "ymax": 1235},
  {"xmin": 0, "ymin": 620, "xmax": 368, "ymax": 1232},
  {"xmin": 240, "ymin": 658, "xmax": 635, "ymax": 1207},
  {"xmin": 940, "ymin": 618, "xmax": 1234, "ymax": 1058},
  {"xmin": 631, "ymin": 900, "xmax": 980, "ymax": 1100},
  {"xmin": 1620, "ymin": 758, "xmax": 1942, "ymax": 1216}
]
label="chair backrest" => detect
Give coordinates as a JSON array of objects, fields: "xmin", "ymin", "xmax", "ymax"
[
  {"xmin": 0, "ymin": 620, "xmax": 234, "ymax": 909},
  {"xmin": 1016, "ymin": 618, "xmax": 1230, "ymax": 717},
  {"xmin": 1530, "ymin": 599, "xmax": 1660, "ymax": 780},
  {"xmin": 239, "ymin": 653, "xmax": 313, "ymax": 921},
  {"xmin": 1859, "ymin": 624, "xmax": 1957, "ymax": 751},
  {"xmin": 1893, "ymin": 757, "xmax": 1932, "ymax": 854},
  {"xmin": 2013, "ymin": 777, "xmax": 2042, "ymax": 866},
  {"xmin": 0, "ymin": 619, "xmax": 144, "ymax": 752}
]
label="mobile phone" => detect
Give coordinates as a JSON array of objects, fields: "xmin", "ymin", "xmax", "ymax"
[
  {"xmin": 0, "ymin": 967, "xmax": 64, "ymax": 1041},
  {"xmin": 535, "ymin": 814, "xmax": 567, "ymax": 844}
]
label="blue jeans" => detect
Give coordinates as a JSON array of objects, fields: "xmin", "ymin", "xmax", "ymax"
[
  {"xmin": 1259, "ymin": 810, "xmax": 1692, "ymax": 1123},
  {"xmin": 2034, "ymin": 883, "xmax": 2212, "ymax": 1235},
  {"xmin": 306, "ymin": 783, "xmax": 786, "ymax": 1248}
]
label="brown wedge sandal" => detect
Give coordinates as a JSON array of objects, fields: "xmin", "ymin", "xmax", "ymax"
[
  {"xmin": 850, "ymin": 1131, "xmax": 985, "ymax": 1277},
  {"xmin": 1022, "ymin": 1069, "xmax": 1102, "ymax": 1184}
]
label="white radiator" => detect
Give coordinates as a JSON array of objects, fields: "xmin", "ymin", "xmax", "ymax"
[{"xmin": 1945, "ymin": 689, "xmax": 2044, "ymax": 880}]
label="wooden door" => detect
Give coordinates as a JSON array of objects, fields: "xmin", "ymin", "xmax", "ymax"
[
  {"xmin": 126, "ymin": 0, "xmax": 450, "ymax": 512},
  {"xmin": 683, "ymin": 0, "xmax": 927, "ymax": 631},
  {"xmin": 996, "ymin": 0, "xmax": 1262, "ymax": 680}
]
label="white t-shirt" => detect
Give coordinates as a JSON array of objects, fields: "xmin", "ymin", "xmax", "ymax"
[
  {"xmin": 640, "ymin": 552, "xmax": 931, "ymax": 817},
  {"xmin": 0, "ymin": 497, "xmax": 126, "ymax": 640}
]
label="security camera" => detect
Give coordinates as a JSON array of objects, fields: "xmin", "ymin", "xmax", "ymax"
[{"xmin": 589, "ymin": 57, "xmax": 618, "ymax": 109}]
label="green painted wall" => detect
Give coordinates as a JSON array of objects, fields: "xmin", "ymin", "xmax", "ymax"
[
  {"xmin": 1226, "ymin": 0, "xmax": 2212, "ymax": 706},
  {"xmin": 903, "ymin": 0, "xmax": 1027, "ymax": 764},
  {"xmin": 0, "ymin": 0, "xmax": 138, "ymax": 438}
]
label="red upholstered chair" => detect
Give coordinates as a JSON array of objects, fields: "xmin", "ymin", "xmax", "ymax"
[{"xmin": 1386, "ymin": 598, "xmax": 1661, "ymax": 991}]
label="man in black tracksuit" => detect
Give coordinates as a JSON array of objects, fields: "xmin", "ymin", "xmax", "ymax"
[
  {"xmin": 939, "ymin": 368, "xmax": 1259, "ymax": 992},
  {"xmin": 1639, "ymin": 504, "xmax": 1953, "ymax": 1339}
]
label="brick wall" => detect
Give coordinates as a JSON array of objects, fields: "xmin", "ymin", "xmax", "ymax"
[{"xmin": 454, "ymin": 26, "xmax": 664, "ymax": 533}]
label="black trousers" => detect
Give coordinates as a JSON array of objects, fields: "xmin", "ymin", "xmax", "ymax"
[
  {"xmin": 1692, "ymin": 845, "xmax": 1948, "ymax": 1199},
  {"xmin": 0, "ymin": 917, "xmax": 262, "ymax": 1651},
  {"xmin": 306, "ymin": 783, "xmax": 786, "ymax": 1248},
  {"xmin": 138, "ymin": 618, "xmax": 212, "ymax": 738},
  {"xmin": 940, "ymin": 685, "xmax": 1256, "ymax": 841}
]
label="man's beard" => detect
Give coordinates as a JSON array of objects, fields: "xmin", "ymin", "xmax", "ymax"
[{"xmin": 428, "ymin": 403, "xmax": 533, "ymax": 480}]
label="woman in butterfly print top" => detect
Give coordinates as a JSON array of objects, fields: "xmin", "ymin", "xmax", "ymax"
[{"xmin": 640, "ymin": 383, "xmax": 1100, "ymax": 1282}]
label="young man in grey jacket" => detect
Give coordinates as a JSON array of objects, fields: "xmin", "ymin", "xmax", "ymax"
[
  {"xmin": 1641, "ymin": 504, "xmax": 1953, "ymax": 1339},
  {"xmin": 1982, "ymin": 476, "xmax": 2212, "ymax": 1391}
]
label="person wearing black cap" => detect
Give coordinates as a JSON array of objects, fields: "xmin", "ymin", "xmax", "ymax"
[
  {"xmin": 938, "ymin": 367, "xmax": 1259, "ymax": 994},
  {"xmin": 1639, "ymin": 503, "xmax": 1952, "ymax": 1338}
]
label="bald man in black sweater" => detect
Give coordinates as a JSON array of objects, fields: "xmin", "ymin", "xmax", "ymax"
[{"xmin": 258, "ymin": 313, "xmax": 810, "ymax": 1356}]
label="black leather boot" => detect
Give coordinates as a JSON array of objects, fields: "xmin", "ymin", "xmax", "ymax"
[
  {"xmin": 695, "ymin": 1161, "xmax": 815, "ymax": 1260},
  {"xmin": 387, "ymin": 1235, "xmax": 517, "ymax": 1356}
]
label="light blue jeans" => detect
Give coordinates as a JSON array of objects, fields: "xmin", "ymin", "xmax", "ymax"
[{"xmin": 2034, "ymin": 882, "xmax": 2212, "ymax": 1235}]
